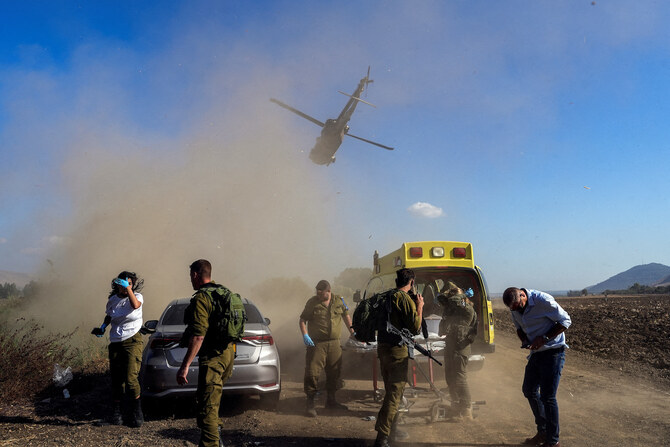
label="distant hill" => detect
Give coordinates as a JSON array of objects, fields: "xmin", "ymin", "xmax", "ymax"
[
  {"xmin": 586, "ymin": 263, "xmax": 670, "ymax": 293},
  {"xmin": 654, "ymin": 273, "xmax": 670, "ymax": 287},
  {"xmin": 0, "ymin": 270, "xmax": 33, "ymax": 288}
]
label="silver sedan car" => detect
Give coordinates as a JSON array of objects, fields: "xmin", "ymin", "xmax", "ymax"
[{"xmin": 140, "ymin": 297, "xmax": 281, "ymax": 408}]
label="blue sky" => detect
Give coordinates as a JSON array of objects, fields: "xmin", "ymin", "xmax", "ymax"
[{"xmin": 2, "ymin": 1, "xmax": 670, "ymax": 298}]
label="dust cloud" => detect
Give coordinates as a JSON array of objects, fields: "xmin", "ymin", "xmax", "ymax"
[
  {"xmin": 250, "ymin": 277, "xmax": 315, "ymax": 378},
  {"xmin": 17, "ymin": 64, "xmax": 359, "ymax": 343}
]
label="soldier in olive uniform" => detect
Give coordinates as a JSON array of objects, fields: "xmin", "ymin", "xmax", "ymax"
[
  {"xmin": 299, "ymin": 280, "xmax": 355, "ymax": 417},
  {"xmin": 374, "ymin": 268, "xmax": 423, "ymax": 447},
  {"xmin": 177, "ymin": 259, "xmax": 236, "ymax": 447},
  {"xmin": 438, "ymin": 282, "xmax": 478, "ymax": 420}
]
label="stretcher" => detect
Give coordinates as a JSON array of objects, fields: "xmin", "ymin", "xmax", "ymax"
[{"xmin": 344, "ymin": 337, "xmax": 486, "ymax": 423}]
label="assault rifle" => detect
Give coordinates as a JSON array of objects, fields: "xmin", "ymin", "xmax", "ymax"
[{"xmin": 386, "ymin": 321, "xmax": 442, "ymax": 366}]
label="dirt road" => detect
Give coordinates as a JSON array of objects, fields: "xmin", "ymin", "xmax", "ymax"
[{"xmin": 1, "ymin": 329, "xmax": 669, "ymax": 446}]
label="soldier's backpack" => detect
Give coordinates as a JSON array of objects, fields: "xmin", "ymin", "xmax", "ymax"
[
  {"xmin": 351, "ymin": 290, "xmax": 392, "ymax": 343},
  {"xmin": 205, "ymin": 284, "xmax": 247, "ymax": 347}
]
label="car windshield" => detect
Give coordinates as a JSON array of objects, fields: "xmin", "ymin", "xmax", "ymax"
[{"xmin": 161, "ymin": 303, "xmax": 264, "ymax": 325}]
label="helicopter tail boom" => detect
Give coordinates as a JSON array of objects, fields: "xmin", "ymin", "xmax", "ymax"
[{"xmin": 346, "ymin": 132, "xmax": 394, "ymax": 150}]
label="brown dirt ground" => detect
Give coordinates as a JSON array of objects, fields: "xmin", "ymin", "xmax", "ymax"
[
  {"xmin": 1, "ymin": 295, "xmax": 669, "ymax": 446},
  {"xmin": 493, "ymin": 294, "xmax": 670, "ymax": 386}
]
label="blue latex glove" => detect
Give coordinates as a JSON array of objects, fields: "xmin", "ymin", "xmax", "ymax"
[
  {"xmin": 303, "ymin": 333, "xmax": 315, "ymax": 347},
  {"xmin": 113, "ymin": 278, "xmax": 130, "ymax": 288},
  {"xmin": 465, "ymin": 288, "xmax": 474, "ymax": 298},
  {"xmin": 91, "ymin": 323, "xmax": 108, "ymax": 337}
]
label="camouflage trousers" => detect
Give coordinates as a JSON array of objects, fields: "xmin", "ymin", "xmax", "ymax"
[
  {"xmin": 375, "ymin": 344, "xmax": 409, "ymax": 436},
  {"xmin": 444, "ymin": 348, "xmax": 471, "ymax": 409},
  {"xmin": 304, "ymin": 339, "xmax": 342, "ymax": 398},
  {"xmin": 197, "ymin": 345, "xmax": 235, "ymax": 447},
  {"xmin": 108, "ymin": 331, "xmax": 144, "ymax": 401}
]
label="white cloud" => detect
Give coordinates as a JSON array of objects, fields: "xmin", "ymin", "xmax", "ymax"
[{"xmin": 407, "ymin": 202, "xmax": 444, "ymax": 218}]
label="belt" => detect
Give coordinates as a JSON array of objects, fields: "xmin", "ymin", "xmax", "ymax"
[{"xmin": 535, "ymin": 345, "xmax": 565, "ymax": 354}]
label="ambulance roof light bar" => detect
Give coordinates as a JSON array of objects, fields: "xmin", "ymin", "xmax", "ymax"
[
  {"xmin": 453, "ymin": 247, "xmax": 467, "ymax": 258},
  {"xmin": 409, "ymin": 247, "xmax": 423, "ymax": 258}
]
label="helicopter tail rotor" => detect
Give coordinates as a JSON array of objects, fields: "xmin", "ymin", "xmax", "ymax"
[{"xmin": 364, "ymin": 66, "xmax": 374, "ymax": 96}]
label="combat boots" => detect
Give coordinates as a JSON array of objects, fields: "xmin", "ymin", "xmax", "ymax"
[
  {"xmin": 389, "ymin": 412, "xmax": 408, "ymax": 441},
  {"xmin": 110, "ymin": 401, "xmax": 123, "ymax": 425},
  {"xmin": 305, "ymin": 395, "xmax": 317, "ymax": 417},
  {"xmin": 446, "ymin": 406, "xmax": 473, "ymax": 422},
  {"xmin": 373, "ymin": 432, "xmax": 391, "ymax": 447},
  {"xmin": 325, "ymin": 393, "xmax": 347, "ymax": 411},
  {"xmin": 130, "ymin": 398, "xmax": 144, "ymax": 428},
  {"xmin": 459, "ymin": 407, "xmax": 473, "ymax": 421}
]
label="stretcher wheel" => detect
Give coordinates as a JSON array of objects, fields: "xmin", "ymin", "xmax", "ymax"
[{"xmin": 430, "ymin": 402, "xmax": 440, "ymax": 423}]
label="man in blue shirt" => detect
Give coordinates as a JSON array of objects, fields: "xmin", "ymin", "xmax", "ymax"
[{"xmin": 502, "ymin": 288, "xmax": 571, "ymax": 447}]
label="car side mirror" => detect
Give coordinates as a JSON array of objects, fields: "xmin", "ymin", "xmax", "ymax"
[
  {"xmin": 353, "ymin": 290, "xmax": 362, "ymax": 303},
  {"xmin": 143, "ymin": 320, "xmax": 158, "ymax": 333},
  {"xmin": 264, "ymin": 317, "xmax": 271, "ymax": 326}
]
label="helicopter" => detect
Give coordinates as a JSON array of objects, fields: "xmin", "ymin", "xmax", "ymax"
[{"xmin": 270, "ymin": 67, "xmax": 394, "ymax": 165}]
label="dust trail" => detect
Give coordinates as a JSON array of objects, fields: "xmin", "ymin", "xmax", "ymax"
[
  {"xmin": 17, "ymin": 64, "xmax": 357, "ymax": 336},
  {"xmin": 250, "ymin": 277, "xmax": 315, "ymax": 380}
]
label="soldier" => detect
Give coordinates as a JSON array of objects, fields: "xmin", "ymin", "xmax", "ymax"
[
  {"xmin": 374, "ymin": 268, "xmax": 423, "ymax": 447},
  {"xmin": 503, "ymin": 287, "xmax": 571, "ymax": 447},
  {"xmin": 177, "ymin": 259, "xmax": 238, "ymax": 447},
  {"xmin": 437, "ymin": 282, "xmax": 478, "ymax": 421},
  {"xmin": 299, "ymin": 279, "xmax": 355, "ymax": 417},
  {"xmin": 91, "ymin": 271, "xmax": 145, "ymax": 427}
]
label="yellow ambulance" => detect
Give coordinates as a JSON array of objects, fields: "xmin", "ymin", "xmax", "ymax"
[{"xmin": 354, "ymin": 241, "xmax": 495, "ymax": 355}]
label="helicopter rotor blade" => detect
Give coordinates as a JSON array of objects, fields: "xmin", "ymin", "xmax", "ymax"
[
  {"xmin": 337, "ymin": 91, "xmax": 377, "ymax": 107},
  {"xmin": 345, "ymin": 132, "xmax": 394, "ymax": 150},
  {"xmin": 270, "ymin": 98, "xmax": 325, "ymax": 127}
]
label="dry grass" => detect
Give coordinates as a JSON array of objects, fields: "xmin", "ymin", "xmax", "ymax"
[{"xmin": 0, "ymin": 318, "xmax": 91, "ymax": 404}]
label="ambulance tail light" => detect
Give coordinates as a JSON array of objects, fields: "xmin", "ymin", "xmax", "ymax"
[
  {"xmin": 409, "ymin": 247, "xmax": 423, "ymax": 258},
  {"xmin": 453, "ymin": 247, "xmax": 467, "ymax": 258}
]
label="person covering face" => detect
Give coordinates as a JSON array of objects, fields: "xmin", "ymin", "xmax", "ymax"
[{"xmin": 503, "ymin": 287, "xmax": 571, "ymax": 447}]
